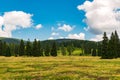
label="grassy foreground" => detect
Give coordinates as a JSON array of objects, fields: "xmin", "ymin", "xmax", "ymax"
[{"xmin": 0, "ymin": 56, "xmax": 120, "ymax": 80}]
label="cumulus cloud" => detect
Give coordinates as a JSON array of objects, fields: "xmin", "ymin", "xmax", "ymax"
[
  {"xmin": 90, "ymin": 35, "xmax": 102, "ymax": 41},
  {"xmin": 0, "ymin": 11, "xmax": 33, "ymax": 37},
  {"xmin": 51, "ymin": 32, "xmax": 59, "ymax": 36},
  {"xmin": 35, "ymin": 24, "xmax": 42, "ymax": 30},
  {"xmin": 77, "ymin": 0, "xmax": 120, "ymax": 35},
  {"xmin": 67, "ymin": 33, "xmax": 85, "ymax": 40},
  {"xmin": 58, "ymin": 24, "xmax": 74, "ymax": 32}
]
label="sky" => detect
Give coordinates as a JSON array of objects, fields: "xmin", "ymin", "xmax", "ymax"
[{"xmin": 0, "ymin": 0, "xmax": 120, "ymax": 41}]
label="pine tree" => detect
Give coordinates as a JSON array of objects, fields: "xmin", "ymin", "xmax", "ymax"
[
  {"xmin": 14, "ymin": 45, "xmax": 19, "ymax": 57},
  {"xmin": 101, "ymin": 32, "xmax": 108, "ymax": 59},
  {"xmin": 9, "ymin": 43, "xmax": 16, "ymax": 56},
  {"xmin": 50, "ymin": 41, "xmax": 57, "ymax": 56},
  {"xmin": 3, "ymin": 42, "xmax": 7, "ymax": 56},
  {"xmin": 114, "ymin": 30, "xmax": 119, "ymax": 58},
  {"xmin": 92, "ymin": 48, "xmax": 97, "ymax": 56},
  {"xmin": 37, "ymin": 40, "xmax": 43, "ymax": 56},
  {"xmin": 5, "ymin": 46, "xmax": 11, "ymax": 57},
  {"xmin": 61, "ymin": 44, "xmax": 67, "ymax": 56},
  {"xmin": 32, "ymin": 39, "xmax": 38, "ymax": 57},
  {"xmin": 44, "ymin": 43, "xmax": 50, "ymax": 56},
  {"xmin": 0, "ymin": 40, "xmax": 3, "ymax": 56},
  {"xmin": 108, "ymin": 32, "xmax": 117, "ymax": 59},
  {"xmin": 19, "ymin": 39, "xmax": 25, "ymax": 56},
  {"xmin": 26, "ymin": 39, "xmax": 32, "ymax": 56}
]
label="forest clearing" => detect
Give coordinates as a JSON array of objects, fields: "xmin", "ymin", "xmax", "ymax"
[{"xmin": 0, "ymin": 56, "xmax": 120, "ymax": 80}]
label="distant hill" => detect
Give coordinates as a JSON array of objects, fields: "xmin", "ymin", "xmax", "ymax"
[
  {"xmin": 0, "ymin": 37, "xmax": 21, "ymax": 44},
  {"xmin": 0, "ymin": 37, "xmax": 97, "ymax": 49},
  {"xmin": 41, "ymin": 39, "xmax": 97, "ymax": 49}
]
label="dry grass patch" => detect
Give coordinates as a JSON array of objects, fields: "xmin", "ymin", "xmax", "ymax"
[{"xmin": 0, "ymin": 56, "xmax": 120, "ymax": 79}]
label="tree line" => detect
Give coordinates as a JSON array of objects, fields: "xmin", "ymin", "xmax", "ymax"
[
  {"xmin": 0, "ymin": 39, "xmax": 57, "ymax": 57},
  {"xmin": 0, "ymin": 37, "xmax": 97, "ymax": 57},
  {"xmin": 0, "ymin": 39, "xmax": 78, "ymax": 57}
]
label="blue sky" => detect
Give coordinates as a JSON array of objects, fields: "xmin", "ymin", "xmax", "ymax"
[{"xmin": 1, "ymin": 0, "xmax": 118, "ymax": 41}]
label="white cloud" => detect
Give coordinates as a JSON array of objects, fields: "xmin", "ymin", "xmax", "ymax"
[
  {"xmin": 90, "ymin": 33, "xmax": 111, "ymax": 41},
  {"xmin": 51, "ymin": 32, "xmax": 59, "ymax": 36},
  {"xmin": 58, "ymin": 24, "xmax": 74, "ymax": 32},
  {"xmin": 0, "ymin": 11, "xmax": 33, "ymax": 37},
  {"xmin": 67, "ymin": 33, "xmax": 85, "ymax": 40},
  {"xmin": 48, "ymin": 37, "xmax": 54, "ymax": 40},
  {"xmin": 35, "ymin": 24, "xmax": 42, "ymax": 30},
  {"xmin": 90, "ymin": 35, "xmax": 102, "ymax": 41},
  {"xmin": 77, "ymin": 0, "xmax": 120, "ymax": 35},
  {"xmin": 0, "ymin": 16, "xmax": 3, "ymax": 28}
]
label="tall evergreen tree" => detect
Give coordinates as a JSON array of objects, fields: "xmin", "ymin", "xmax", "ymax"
[
  {"xmin": 19, "ymin": 39, "xmax": 25, "ymax": 56},
  {"xmin": 92, "ymin": 48, "xmax": 97, "ymax": 56},
  {"xmin": 3, "ymin": 42, "xmax": 7, "ymax": 56},
  {"xmin": 26, "ymin": 39, "xmax": 32, "ymax": 56},
  {"xmin": 44, "ymin": 43, "xmax": 50, "ymax": 56},
  {"xmin": 114, "ymin": 30, "xmax": 119, "ymax": 58},
  {"xmin": 61, "ymin": 44, "xmax": 67, "ymax": 56},
  {"xmin": 101, "ymin": 32, "xmax": 108, "ymax": 59},
  {"xmin": 5, "ymin": 46, "xmax": 11, "ymax": 57},
  {"xmin": 32, "ymin": 39, "xmax": 38, "ymax": 57},
  {"xmin": 108, "ymin": 32, "xmax": 115, "ymax": 59},
  {"xmin": 50, "ymin": 41, "xmax": 57, "ymax": 56},
  {"xmin": 14, "ymin": 45, "xmax": 19, "ymax": 57},
  {"xmin": 37, "ymin": 40, "xmax": 43, "ymax": 56},
  {"xmin": 0, "ymin": 40, "xmax": 3, "ymax": 56},
  {"xmin": 9, "ymin": 43, "xmax": 15, "ymax": 56}
]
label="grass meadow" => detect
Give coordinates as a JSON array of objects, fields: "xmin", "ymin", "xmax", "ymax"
[{"xmin": 0, "ymin": 56, "xmax": 120, "ymax": 80}]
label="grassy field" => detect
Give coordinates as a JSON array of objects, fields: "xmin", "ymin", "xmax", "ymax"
[{"xmin": 0, "ymin": 56, "xmax": 120, "ymax": 80}]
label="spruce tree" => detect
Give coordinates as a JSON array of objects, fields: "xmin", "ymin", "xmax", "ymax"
[
  {"xmin": 101, "ymin": 32, "xmax": 108, "ymax": 59},
  {"xmin": 92, "ymin": 48, "xmax": 97, "ymax": 56},
  {"xmin": 32, "ymin": 39, "xmax": 38, "ymax": 57},
  {"xmin": 3, "ymin": 42, "xmax": 7, "ymax": 56},
  {"xmin": 50, "ymin": 41, "xmax": 57, "ymax": 56},
  {"xmin": 108, "ymin": 33, "xmax": 114, "ymax": 59},
  {"xmin": 5, "ymin": 46, "xmax": 11, "ymax": 57},
  {"xmin": 14, "ymin": 45, "xmax": 19, "ymax": 57},
  {"xmin": 61, "ymin": 44, "xmax": 67, "ymax": 56},
  {"xmin": 0, "ymin": 40, "xmax": 3, "ymax": 56},
  {"xmin": 26, "ymin": 39, "xmax": 32, "ymax": 56},
  {"xmin": 19, "ymin": 39, "xmax": 25, "ymax": 56},
  {"xmin": 44, "ymin": 43, "xmax": 50, "ymax": 56},
  {"xmin": 114, "ymin": 30, "xmax": 119, "ymax": 58},
  {"xmin": 37, "ymin": 40, "xmax": 43, "ymax": 56}
]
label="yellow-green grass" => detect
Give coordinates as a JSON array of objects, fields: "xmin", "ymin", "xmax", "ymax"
[{"xmin": 0, "ymin": 56, "xmax": 120, "ymax": 80}]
